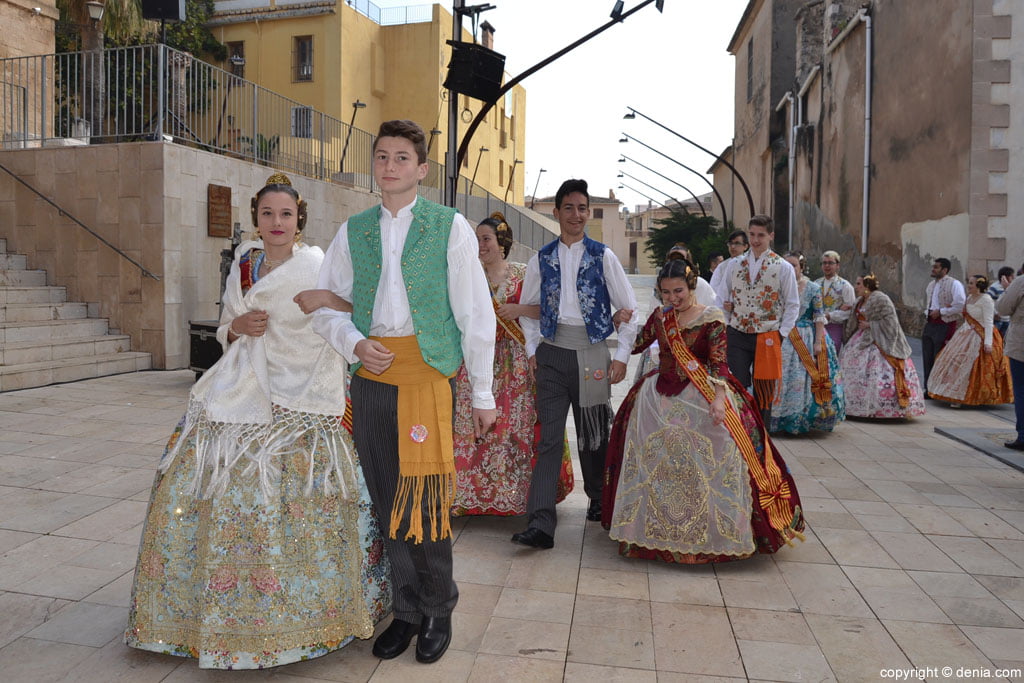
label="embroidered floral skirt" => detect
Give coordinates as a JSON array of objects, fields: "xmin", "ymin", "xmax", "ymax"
[
  {"xmin": 840, "ymin": 332, "xmax": 927, "ymax": 418},
  {"xmin": 125, "ymin": 408, "xmax": 391, "ymax": 669},
  {"xmin": 769, "ymin": 324, "xmax": 846, "ymax": 434},
  {"xmin": 452, "ymin": 336, "xmax": 573, "ymax": 516},
  {"xmin": 927, "ymin": 325, "xmax": 1014, "ymax": 405},
  {"xmin": 604, "ymin": 373, "xmax": 803, "ymax": 564}
]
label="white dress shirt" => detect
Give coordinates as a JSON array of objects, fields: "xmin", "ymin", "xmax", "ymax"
[
  {"xmin": 712, "ymin": 249, "xmax": 800, "ymax": 338},
  {"xmin": 312, "ymin": 197, "xmax": 496, "ymax": 409},
  {"xmin": 927, "ymin": 275, "xmax": 966, "ymax": 321},
  {"xmin": 818, "ymin": 275, "xmax": 857, "ymax": 324},
  {"xmin": 519, "ymin": 238, "xmax": 639, "ymax": 364}
]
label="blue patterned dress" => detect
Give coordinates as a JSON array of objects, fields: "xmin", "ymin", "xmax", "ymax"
[{"xmin": 769, "ymin": 280, "xmax": 845, "ymax": 434}]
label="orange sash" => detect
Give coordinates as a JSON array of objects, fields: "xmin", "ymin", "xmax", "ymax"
[
  {"xmin": 753, "ymin": 331, "xmax": 783, "ymax": 411},
  {"xmin": 492, "ymin": 296, "xmax": 526, "ymax": 346},
  {"xmin": 879, "ymin": 352, "xmax": 910, "ymax": 408},
  {"xmin": 663, "ymin": 312, "xmax": 803, "ymax": 544},
  {"xmin": 788, "ymin": 328, "xmax": 833, "ymax": 408}
]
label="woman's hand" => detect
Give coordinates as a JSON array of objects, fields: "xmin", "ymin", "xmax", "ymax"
[
  {"xmin": 710, "ymin": 395, "xmax": 727, "ymax": 426},
  {"xmin": 293, "ymin": 289, "xmax": 352, "ymax": 314},
  {"xmin": 723, "ymin": 302, "xmax": 734, "ymax": 313},
  {"xmin": 813, "ymin": 339, "xmax": 822, "ymax": 355},
  {"xmin": 231, "ymin": 310, "xmax": 269, "ymax": 337},
  {"xmin": 985, "ymin": 343, "xmax": 993, "ymax": 354},
  {"xmin": 858, "ymin": 319, "xmax": 869, "ymax": 331},
  {"xmin": 496, "ymin": 302, "xmax": 531, "ymax": 320}
]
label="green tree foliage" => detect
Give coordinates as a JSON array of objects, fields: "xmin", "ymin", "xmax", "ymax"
[{"xmin": 644, "ymin": 211, "xmax": 727, "ymax": 277}]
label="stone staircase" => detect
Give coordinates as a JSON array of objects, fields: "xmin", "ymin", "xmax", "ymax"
[{"xmin": 0, "ymin": 238, "xmax": 151, "ymax": 391}]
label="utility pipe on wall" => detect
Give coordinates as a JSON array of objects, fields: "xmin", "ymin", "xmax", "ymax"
[{"xmin": 826, "ymin": 8, "xmax": 872, "ymax": 255}]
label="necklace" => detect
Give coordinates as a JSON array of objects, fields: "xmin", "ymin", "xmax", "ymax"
[{"xmin": 263, "ymin": 254, "xmax": 291, "ymax": 271}]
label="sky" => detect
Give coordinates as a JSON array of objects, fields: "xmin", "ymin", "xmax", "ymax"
[{"xmin": 377, "ymin": 0, "xmax": 750, "ymax": 214}]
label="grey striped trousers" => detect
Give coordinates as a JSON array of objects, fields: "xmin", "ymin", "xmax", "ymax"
[{"xmin": 350, "ymin": 374, "xmax": 459, "ymax": 621}]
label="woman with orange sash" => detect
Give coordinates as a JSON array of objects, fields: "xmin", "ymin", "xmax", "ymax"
[
  {"xmin": 769, "ymin": 252, "xmax": 845, "ymax": 434},
  {"xmin": 451, "ymin": 213, "xmax": 573, "ymax": 515},
  {"xmin": 927, "ymin": 274, "xmax": 1013, "ymax": 406},
  {"xmin": 601, "ymin": 259, "xmax": 804, "ymax": 564},
  {"xmin": 840, "ymin": 274, "xmax": 926, "ymax": 418}
]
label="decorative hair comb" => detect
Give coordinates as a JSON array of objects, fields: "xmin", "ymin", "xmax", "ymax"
[{"xmin": 265, "ymin": 172, "xmax": 292, "ymax": 186}]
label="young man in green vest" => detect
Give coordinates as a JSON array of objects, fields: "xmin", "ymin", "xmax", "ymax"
[{"xmin": 313, "ymin": 120, "xmax": 496, "ymax": 664}]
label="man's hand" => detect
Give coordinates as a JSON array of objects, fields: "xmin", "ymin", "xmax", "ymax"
[
  {"xmin": 472, "ymin": 408, "xmax": 497, "ymax": 439},
  {"xmin": 354, "ymin": 339, "xmax": 395, "ymax": 374},
  {"xmin": 293, "ymin": 289, "xmax": 352, "ymax": 314},
  {"xmin": 528, "ymin": 355, "xmax": 537, "ymax": 381},
  {"xmin": 723, "ymin": 302, "xmax": 734, "ymax": 312},
  {"xmin": 609, "ymin": 360, "xmax": 627, "ymax": 384},
  {"xmin": 928, "ymin": 309, "xmax": 941, "ymax": 320}
]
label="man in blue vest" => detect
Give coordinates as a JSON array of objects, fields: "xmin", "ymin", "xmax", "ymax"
[
  {"xmin": 314, "ymin": 120, "xmax": 496, "ymax": 664},
  {"xmin": 513, "ymin": 178, "xmax": 639, "ymax": 549}
]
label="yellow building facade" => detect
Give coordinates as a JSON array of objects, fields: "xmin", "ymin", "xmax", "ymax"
[{"xmin": 208, "ymin": 1, "xmax": 526, "ymax": 202}]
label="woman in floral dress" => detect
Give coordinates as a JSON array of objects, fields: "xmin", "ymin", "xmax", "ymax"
[
  {"xmin": 769, "ymin": 252, "xmax": 845, "ymax": 434},
  {"xmin": 451, "ymin": 213, "xmax": 573, "ymax": 515},
  {"xmin": 602, "ymin": 258, "xmax": 804, "ymax": 564},
  {"xmin": 125, "ymin": 174, "xmax": 390, "ymax": 669},
  {"xmin": 927, "ymin": 274, "xmax": 1013, "ymax": 406},
  {"xmin": 840, "ymin": 274, "xmax": 926, "ymax": 418}
]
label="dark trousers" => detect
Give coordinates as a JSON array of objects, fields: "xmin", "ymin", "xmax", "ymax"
[
  {"xmin": 726, "ymin": 326, "xmax": 774, "ymax": 423},
  {"xmin": 527, "ymin": 342, "xmax": 606, "ymax": 536},
  {"xmin": 1011, "ymin": 358, "xmax": 1024, "ymax": 441},
  {"xmin": 922, "ymin": 320, "xmax": 957, "ymax": 390},
  {"xmin": 350, "ymin": 374, "xmax": 458, "ymax": 621}
]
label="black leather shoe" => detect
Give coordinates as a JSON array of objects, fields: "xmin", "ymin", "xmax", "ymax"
[
  {"xmin": 510, "ymin": 527, "xmax": 554, "ymax": 549},
  {"xmin": 1005, "ymin": 439, "xmax": 1024, "ymax": 451},
  {"xmin": 372, "ymin": 618, "xmax": 418, "ymax": 659},
  {"xmin": 415, "ymin": 616, "xmax": 452, "ymax": 663},
  {"xmin": 586, "ymin": 499, "xmax": 602, "ymax": 521}
]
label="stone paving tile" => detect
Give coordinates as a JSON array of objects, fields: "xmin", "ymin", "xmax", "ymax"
[{"xmin": 1, "ymin": 367, "xmax": 1024, "ymax": 680}]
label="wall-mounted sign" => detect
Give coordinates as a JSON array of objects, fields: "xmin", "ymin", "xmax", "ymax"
[{"xmin": 207, "ymin": 184, "xmax": 232, "ymax": 238}]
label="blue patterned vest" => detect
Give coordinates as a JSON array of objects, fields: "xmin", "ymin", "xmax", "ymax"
[
  {"xmin": 538, "ymin": 235, "xmax": 613, "ymax": 344},
  {"xmin": 347, "ymin": 198, "xmax": 463, "ymax": 375}
]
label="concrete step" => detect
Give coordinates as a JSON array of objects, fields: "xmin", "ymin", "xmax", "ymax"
[
  {"xmin": 0, "ymin": 270, "xmax": 47, "ymax": 286},
  {"xmin": 0, "ymin": 351, "xmax": 152, "ymax": 392},
  {"xmin": 0, "ymin": 318, "xmax": 111, "ymax": 344},
  {"xmin": 0, "ymin": 334, "xmax": 133, "ymax": 366},
  {"xmin": 0, "ymin": 253, "xmax": 27, "ymax": 269},
  {"xmin": 0, "ymin": 286, "xmax": 67, "ymax": 305},
  {"xmin": 0, "ymin": 302, "xmax": 87, "ymax": 323}
]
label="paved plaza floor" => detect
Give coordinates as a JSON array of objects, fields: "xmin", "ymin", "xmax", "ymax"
[{"xmin": 2, "ymin": 361, "xmax": 1024, "ymax": 681}]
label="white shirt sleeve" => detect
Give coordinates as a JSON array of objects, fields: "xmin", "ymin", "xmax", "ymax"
[
  {"xmin": 828, "ymin": 279, "xmax": 857, "ymax": 324},
  {"xmin": 778, "ymin": 261, "xmax": 800, "ymax": 338},
  {"xmin": 943, "ymin": 279, "xmax": 966, "ymax": 317},
  {"xmin": 603, "ymin": 248, "xmax": 639, "ymax": 364},
  {"xmin": 980, "ymin": 295, "xmax": 994, "ymax": 347},
  {"xmin": 312, "ymin": 222, "xmax": 365, "ymax": 364},
  {"xmin": 520, "ymin": 254, "xmax": 541, "ymax": 358},
  {"xmin": 712, "ymin": 256, "xmax": 738, "ymax": 308},
  {"xmin": 448, "ymin": 214, "xmax": 496, "ymax": 409}
]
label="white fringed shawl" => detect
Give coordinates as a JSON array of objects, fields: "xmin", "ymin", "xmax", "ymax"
[{"xmin": 159, "ymin": 240, "xmax": 355, "ymax": 502}]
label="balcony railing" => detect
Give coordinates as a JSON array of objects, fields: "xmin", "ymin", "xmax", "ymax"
[{"xmin": 0, "ymin": 44, "xmax": 554, "ymax": 250}]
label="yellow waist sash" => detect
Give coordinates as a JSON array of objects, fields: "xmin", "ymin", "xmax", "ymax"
[{"xmin": 356, "ymin": 335, "xmax": 455, "ymax": 543}]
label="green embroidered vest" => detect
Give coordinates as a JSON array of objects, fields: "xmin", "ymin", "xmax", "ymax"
[{"xmin": 347, "ymin": 198, "xmax": 463, "ymax": 375}]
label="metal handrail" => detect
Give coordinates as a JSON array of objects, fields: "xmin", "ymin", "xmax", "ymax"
[{"xmin": 0, "ymin": 160, "xmax": 161, "ymax": 280}]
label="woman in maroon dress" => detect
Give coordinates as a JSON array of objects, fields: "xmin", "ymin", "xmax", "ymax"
[{"xmin": 602, "ymin": 258, "xmax": 804, "ymax": 563}]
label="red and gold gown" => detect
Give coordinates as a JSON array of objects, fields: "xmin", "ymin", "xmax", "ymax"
[
  {"xmin": 452, "ymin": 262, "xmax": 573, "ymax": 515},
  {"xmin": 602, "ymin": 305, "xmax": 804, "ymax": 563}
]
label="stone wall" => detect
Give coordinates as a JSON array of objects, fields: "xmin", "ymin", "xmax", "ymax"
[{"xmin": 0, "ymin": 0, "xmax": 57, "ymax": 61}]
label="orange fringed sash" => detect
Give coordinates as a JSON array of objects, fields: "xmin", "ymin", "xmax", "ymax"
[
  {"xmin": 356, "ymin": 336, "xmax": 455, "ymax": 544},
  {"xmin": 753, "ymin": 331, "xmax": 783, "ymax": 412},
  {"xmin": 788, "ymin": 328, "xmax": 833, "ymax": 408},
  {"xmin": 492, "ymin": 296, "xmax": 526, "ymax": 346},
  {"xmin": 663, "ymin": 311, "xmax": 804, "ymax": 545},
  {"xmin": 879, "ymin": 352, "xmax": 911, "ymax": 408}
]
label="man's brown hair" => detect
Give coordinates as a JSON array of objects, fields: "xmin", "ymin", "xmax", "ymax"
[
  {"xmin": 374, "ymin": 120, "xmax": 428, "ymax": 164},
  {"xmin": 748, "ymin": 214, "xmax": 774, "ymax": 233}
]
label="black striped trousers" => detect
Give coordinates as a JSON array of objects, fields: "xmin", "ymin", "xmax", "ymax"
[{"xmin": 350, "ymin": 374, "xmax": 459, "ymax": 621}]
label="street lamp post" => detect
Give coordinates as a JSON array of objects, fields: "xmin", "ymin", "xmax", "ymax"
[
  {"xmin": 339, "ymin": 99, "xmax": 366, "ymax": 174},
  {"xmin": 445, "ymin": 0, "xmax": 666, "ymax": 206},
  {"xmin": 617, "ymin": 169, "xmax": 705, "ymax": 217},
  {"xmin": 504, "ymin": 158, "xmax": 522, "ymax": 203},
  {"xmin": 529, "ymin": 167, "xmax": 546, "ymax": 209},
  {"xmin": 616, "ymin": 170, "xmax": 688, "ymax": 214},
  {"xmin": 470, "ymin": 145, "xmax": 489, "ymax": 191},
  {"xmin": 619, "ymin": 134, "xmax": 728, "ymax": 226},
  {"xmin": 624, "ymin": 106, "xmax": 755, "ymax": 219}
]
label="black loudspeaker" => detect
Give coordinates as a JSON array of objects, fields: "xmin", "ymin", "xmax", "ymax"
[
  {"xmin": 443, "ymin": 41, "xmax": 506, "ymax": 103},
  {"xmin": 142, "ymin": 0, "xmax": 186, "ymax": 22}
]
